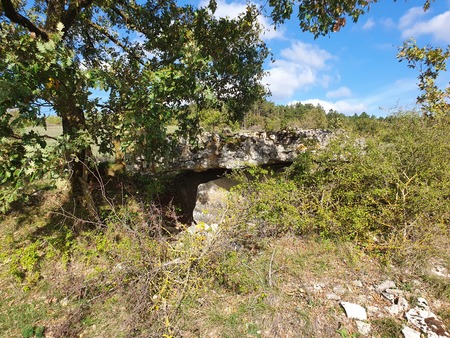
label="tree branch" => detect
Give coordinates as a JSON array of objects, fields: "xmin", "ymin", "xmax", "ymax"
[
  {"xmin": 88, "ymin": 21, "xmax": 145, "ymax": 66},
  {"xmin": 111, "ymin": 6, "xmax": 131, "ymax": 26},
  {"xmin": 110, "ymin": 3, "xmax": 154, "ymax": 38},
  {"xmin": 1, "ymin": 0, "xmax": 49, "ymax": 40},
  {"xmin": 62, "ymin": 0, "xmax": 95, "ymax": 36}
]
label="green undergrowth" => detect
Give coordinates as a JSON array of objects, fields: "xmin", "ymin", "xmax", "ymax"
[
  {"xmin": 228, "ymin": 115, "xmax": 450, "ymax": 264},
  {"xmin": 1, "ymin": 115, "xmax": 449, "ymax": 337},
  {"xmin": 0, "ymin": 194, "xmax": 448, "ymax": 336}
]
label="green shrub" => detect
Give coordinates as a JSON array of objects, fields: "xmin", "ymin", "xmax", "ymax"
[
  {"xmin": 212, "ymin": 251, "xmax": 261, "ymax": 294},
  {"xmin": 228, "ymin": 115, "xmax": 450, "ymax": 260},
  {"xmin": 229, "ymin": 167, "xmax": 309, "ymax": 237}
]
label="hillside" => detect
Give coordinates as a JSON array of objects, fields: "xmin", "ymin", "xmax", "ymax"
[{"xmin": 1, "ymin": 114, "xmax": 449, "ymax": 337}]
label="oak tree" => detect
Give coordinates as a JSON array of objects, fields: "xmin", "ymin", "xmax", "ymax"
[
  {"xmin": 1, "ymin": 0, "xmax": 268, "ymax": 213},
  {"xmin": 1, "ymin": 0, "xmax": 445, "ymax": 216}
]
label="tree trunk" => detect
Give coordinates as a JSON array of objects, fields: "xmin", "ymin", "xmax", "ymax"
[
  {"xmin": 60, "ymin": 105, "xmax": 100, "ymax": 223},
  {"xmin": 2, "ymin": 0, "xmax": 100, "ymax": 222}
]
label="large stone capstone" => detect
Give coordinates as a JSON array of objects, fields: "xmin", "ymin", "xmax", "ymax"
[
  {"xmin": 170, "ymin": 129, "xmax": 332, "ymax": 172},
  {"xmin": 133, "ymin": 129, "xmax": 333, "ymax": 224}
]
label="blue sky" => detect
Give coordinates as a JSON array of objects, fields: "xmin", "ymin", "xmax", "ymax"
[{"xmin": 201, "ymin": 0, "xmax": 450, "ymax": 116}]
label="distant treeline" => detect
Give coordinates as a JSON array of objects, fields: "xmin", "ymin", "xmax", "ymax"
[{"xmin": 199, "ymin": 99, "xmax": 399, "ymax": 135}]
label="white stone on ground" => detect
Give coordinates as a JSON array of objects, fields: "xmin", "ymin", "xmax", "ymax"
[
  {"xmin": 376, "ymin": 280, "xmax": 396, "ymax": 292},
  {"xmin": 333, "ymin": 285, "xmax": 347, "ymax": 295},
  {"xmin": 405, "ymin": 298, "xmax": 450, "ymax": 338},
  {"xmin": 326, "ymin": 293, "xmax": 341, "ymax": 301},
  {"xmin": 402, "ymin": 326, "xmax": 421, "ymax": 338},
  {"xmin": 356, "ymin": 320, "xmax": 371, "ymax": 335},
  {"xmin": 340, "ymin": 301, "xmax": 367, "ymax": 320}
]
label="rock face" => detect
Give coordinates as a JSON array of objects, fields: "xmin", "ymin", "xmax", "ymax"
[
  {"xmin": 170, "ymin": 129, "xmax": 333, "ymax": 172},
  {"xmin": 168, "ymin": 169, "xmax": 229, "ymax": 224},
  {"xmin": 142, "ymin": 129, "xmax": 333, "ymax": 224},
  {"xmin": 193, "ymin": 177, "xmax": 237, "ymax": 224}
]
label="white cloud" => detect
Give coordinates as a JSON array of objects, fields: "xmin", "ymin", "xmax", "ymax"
[
  {"xmin": 301, "ymin": 99, "xmax": 367, "ymax": 115},
  {"xmin": 288, "ymin": 78, "xmax": 421, "ymax": 116},
  {"xmin": 399, "ymin": 7, "xmax": 427, "ymax": 30},
  {"xmin": 362, "ymin": 18, "xmax": 375, "ymax": 30},
  {"xmin": 264, "ymin": 61, "xmax": 316, "ymax": 99},
  {"xmin": 400, "ymin": 10, "xmax": 450, "ymax": 42},
  {"xmin": 263, "ymin": 41, "xmax": 334, "ymax": 100},
  {"xmin": 292, "ymin": 99, "xmax": 367, "ymax": 115},
  {"xmin": 345, "ymin": 78, "xmax": 418, "ymax": 115},
  {"xmin": 380, "ymin": 18, "xmax": 395, "ymax": 30},
  {"xmin": 360, "ymin": 78, "xmax": 418, "ymax": 107},
  {"xmin": 280, "ymin": 41, "xmax": 332, "ymax": 69},
  {"xmin": 320, "ymin": 74, "xmax": 333, "ymax": 89},
  {"xmin": 199, "ymin": 0, "xmax": 284, "ymax": 40},
  {"xmin": 201, "ymin": 0, "xmax": 246, "ymax": 18},
  {"xmin": 260, "ymin": 20, "xmax": 285, "ymax": 40},
  {"xmin": 326, "ymin": 86, "xmax": 352, "ymax": 99}
]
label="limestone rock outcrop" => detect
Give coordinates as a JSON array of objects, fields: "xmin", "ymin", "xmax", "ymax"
[
  {"xmin": 170, "ymin": 129, "xmax": 333, "ymax": 172},
  {"xmin": 193, "ymin": 177, "xmax": 237, "ymax": 224}
]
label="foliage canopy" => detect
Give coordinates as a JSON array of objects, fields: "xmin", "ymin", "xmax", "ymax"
[
  {"xmin": 1, "ymin": 0, "xmax": 270, "ymax": 211},
  {"xmin": 1, "ymin": 0, "xmax": 449, "ymax": 214}
]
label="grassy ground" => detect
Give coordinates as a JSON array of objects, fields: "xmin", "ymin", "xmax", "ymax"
[
  {"xmin": 0, "ymin": 181, "xmax": 448, "ymax": 338},
  {"xmin": 25, "ymin": 124, "xmax": 178, "ymax": 139},
  {"xmin": 25, "ymin": 124, "xmax": 63, "ymax": 145},
  {"xmin": 24, "ymin": 123, "xmax": 178, "ymax": 158},
  {"xmin": 4, "ymin": 117, "xmax": 450, "ymax": 337}
]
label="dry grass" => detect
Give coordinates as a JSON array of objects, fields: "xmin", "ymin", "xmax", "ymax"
[{"xmin": 0, "ymin": 182, "xmax": 448, "ymax": 337}]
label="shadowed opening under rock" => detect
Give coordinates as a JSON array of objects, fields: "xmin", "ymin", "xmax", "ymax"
[{"xmin": 169, "ymin": 163, "xmax": 291, "ymax": 225}]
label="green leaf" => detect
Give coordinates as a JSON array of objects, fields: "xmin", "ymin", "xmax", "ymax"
[
  {"xmin": 56, "ymin": 22, "xmax": 65, "ymax": 32},
  {"xmin": 44, "ymin": 39, "xmax": 56, "ymax": 51},
  {"xmin": 36, "ymin": 42, "xmax": 46, "ymax": 54}
]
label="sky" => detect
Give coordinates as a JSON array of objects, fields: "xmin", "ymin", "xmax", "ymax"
[{"xmin": 199, "ymin": 0, "xmax": 450, "ymax": 116}]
